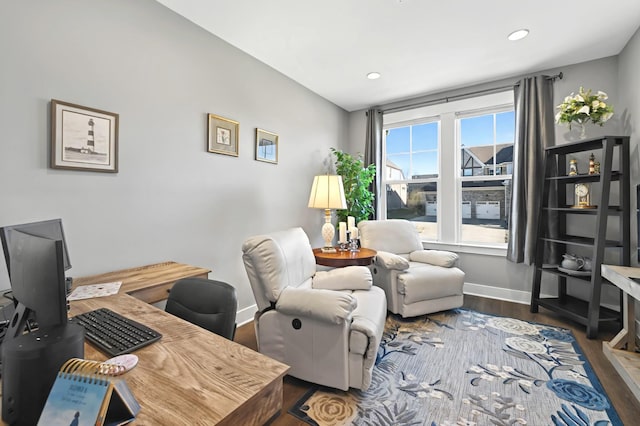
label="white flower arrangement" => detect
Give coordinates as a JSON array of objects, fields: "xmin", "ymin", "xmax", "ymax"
[{"xmin": 555, "ymin": 87, "xmax": 614, "ymax": 128}]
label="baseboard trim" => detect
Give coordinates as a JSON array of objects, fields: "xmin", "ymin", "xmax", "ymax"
[
  {"xmin": 237, "ymin": 304, "xmax": 257, "ymax": 327},
  {"xmin": 463, "ymin": 282, "xmax": 533, "ymax": 305}
]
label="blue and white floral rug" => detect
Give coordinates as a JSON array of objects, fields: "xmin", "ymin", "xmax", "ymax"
[{"xmin": 290, "ymin": 309, "xmax": 621, "ymax": 426}]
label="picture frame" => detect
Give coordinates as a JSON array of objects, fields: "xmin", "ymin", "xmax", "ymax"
[
  {"xmin": 50, "ymin": 99, "xmax": 119, "ymax": 173},
  {"xmin": 255, "ymin": 128, "xmax": 278, "ymax": 164},
  {"xmin": 207, "ymin": 114, "xmax": 239, "ymax": 156}
]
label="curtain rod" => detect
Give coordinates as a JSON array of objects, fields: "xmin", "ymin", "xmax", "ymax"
[{"xmin": 381, "ymin": 72, "xmax": 563, "ymax": 114}]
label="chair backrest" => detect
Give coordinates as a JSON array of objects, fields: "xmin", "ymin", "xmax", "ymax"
[
  {"xmin": 358, "ymin": 219, "xmax": 423, "ymax": 254},
  {"xmin": 242, "ymin": 227, "xmax": 316, "ymax": 311},
  {"xmin": 165, "ymin": 277, "xmax": 237, "ymax": 340}
]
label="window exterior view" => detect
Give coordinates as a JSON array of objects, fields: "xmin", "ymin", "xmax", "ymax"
[{"xmin": 382, "ymin": 93, "xmax": 514, "ymax": 247}]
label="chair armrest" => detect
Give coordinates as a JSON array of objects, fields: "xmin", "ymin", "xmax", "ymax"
[
  {"xmin": 409, "ymin": 249, "xmax": 459, "ymax": 267},
  {"xmin": 312, "ymin": 266, "xmax": 372, "ymax": 291},
  {"xmin": 276, "ymin": 287, "xmax": 357, "ymax": 324},
  {"xmin": 374, "ymin": 251, "xmax": 410, "ymax": 270}
]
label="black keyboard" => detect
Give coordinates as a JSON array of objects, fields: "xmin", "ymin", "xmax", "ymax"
[{"xmin": 70, "ymin": 307, "xmax": 162, "ymax": 357}]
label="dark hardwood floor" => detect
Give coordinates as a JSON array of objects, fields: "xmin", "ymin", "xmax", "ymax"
[{"xmin": 234, "ymin": 295, "xmax": 640, "ymax": 425}]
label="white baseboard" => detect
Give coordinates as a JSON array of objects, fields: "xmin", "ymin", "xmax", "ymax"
[
  {"xmin": 237, "ymin": 304, "xmax": 257, "ymax": 326},
  {"xmin": 463, "ymin": 282, "xmax": 533, "ymax": 305}
]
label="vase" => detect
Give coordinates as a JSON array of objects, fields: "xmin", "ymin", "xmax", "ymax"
[{"xmin": 578, "ymin": 123, "xmax": 587, "ymax": 140}]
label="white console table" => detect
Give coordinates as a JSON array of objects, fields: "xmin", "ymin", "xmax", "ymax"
[{"xmin": 601, "ymin": 264, "xmax": 640, "ymax": 402}]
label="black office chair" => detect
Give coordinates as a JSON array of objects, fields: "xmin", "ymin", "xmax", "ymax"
[{"xmin": 165, "ymin": 278, "xmax": 237, "ymax": 340}]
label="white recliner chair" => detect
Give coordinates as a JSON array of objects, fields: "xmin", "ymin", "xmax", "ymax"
[
  {"xmin": 241, "ymin": 227, "xmax": 387, "ymax": 391},
  {"xmin": 358, "ymin": 219, "xmax": 465, "ymax": 318}
]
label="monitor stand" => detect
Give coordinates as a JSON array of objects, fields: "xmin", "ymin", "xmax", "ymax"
[{"xmin": 1, "ymin": 317, "xmax": 84, "ymax": 426}]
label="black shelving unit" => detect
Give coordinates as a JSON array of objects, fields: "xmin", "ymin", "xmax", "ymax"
[{"xmin": 530, "ymin": 136, "xmax": 630, "ymax": 338}]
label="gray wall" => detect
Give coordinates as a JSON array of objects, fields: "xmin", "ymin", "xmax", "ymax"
[
  {"xmin": 348, "ymin": 51, "xmax": 637, "ymax": 305},
  {"xmin": 0, "ymin": 0, "xmax": 349, "ymax": 321},
  {"xmin": 619, "ymin": 26, "xmax": 640, "ymax": 263}
]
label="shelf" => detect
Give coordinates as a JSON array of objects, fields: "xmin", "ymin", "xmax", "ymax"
[
  {"xmin": 540, "ymin": 235, "xmax": 624, "ymax": 248},
  {"xmin": 538, "ymin": 265, "xmax": 622, "ymax": 285},
  {"xmin": 544, "ymin": 206, "xmax": 622, "ymax": 214},
  {"xmin": 546, "ymin": 172, "xmax": 622, "ymax": 184},
  {"xmin": 534, "ymin": 295, "xmax": 620, "ymax": 325},
  {"xmin": 545, "ymin": 136, "xmax": 627, "ymax": 155},
  {"xmin": 531, "ymin": 136, "xmax": 630, "ymax": 338}
]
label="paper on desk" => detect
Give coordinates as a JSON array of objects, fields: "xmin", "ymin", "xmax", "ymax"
[{"xmin": 68, "ymin": 281, "xmax": 122, "ymax": 300}]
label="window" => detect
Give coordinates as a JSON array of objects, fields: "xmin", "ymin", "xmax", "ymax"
[
  {"xmin": 458, "ymin": 109, "xmax": 514, "ymax": 245},
  {"xmin": 381, "ymin": 91, "xmax": 514, "ymax": 249},
  {"xmin": 384, "ymin": 121, "xmax": 439, "ymax": 241}
]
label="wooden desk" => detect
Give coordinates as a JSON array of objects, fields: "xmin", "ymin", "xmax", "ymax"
[
  {"xmin": 313, "ymin": 247, "xmax": 377, "ymax": 268},
  {"xmin": 69, "ymin": 294, "xmax": 289, "ymax": 425},
  {"xmin": 1, "ymin": 262, "xmax": 289, "ymax": 425},
  {"xmin": 72, "ymin": 261, "xmax": 210, "ymax": 304},
  {"xmin": 601, "ymin": 264, "xmax": 640, "ymax": 402}
]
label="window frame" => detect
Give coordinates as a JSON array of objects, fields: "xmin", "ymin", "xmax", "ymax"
[
  {"xmin": 381, "ymin": 117, "xmax": 440, "ymax": 223},
  {"xmin": 381, "ymin": 90, "xmax": 514, "ymax": 255}
]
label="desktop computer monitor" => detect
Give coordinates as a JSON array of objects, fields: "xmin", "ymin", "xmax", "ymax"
[
  {"xmin": 1, "ymin": 229, "xmax": 68, "ymax": 330},
  {"xmin": 0, "ymin": 218, "xmax": 71, "ymax": 277},
  {"xmin": 0, "ymin": 228, "xmax": 84, "ymax": 426}
]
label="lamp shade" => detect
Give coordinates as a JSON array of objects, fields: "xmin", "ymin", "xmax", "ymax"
[{"xmin": 308, "ymin": 175, "xmax": 347, "ymax": 210}]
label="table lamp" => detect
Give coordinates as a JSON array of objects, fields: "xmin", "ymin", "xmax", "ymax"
[{"xmin": 308, "ymin": 174, "xmax": 347, "ymax": 252}]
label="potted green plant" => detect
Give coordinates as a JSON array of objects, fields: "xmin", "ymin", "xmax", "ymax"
[{"xmin": 331, "ymin": 148, "xmax": 376, "ymax": 224}]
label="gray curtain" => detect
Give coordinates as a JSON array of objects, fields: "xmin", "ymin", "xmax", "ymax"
[
  {"xmin": 364, "ymin": 108, "xmax": 383, "ymax": 219},
  {"xmin": 507, "ymin": 75, "xmax": 557, "ymax": 264}
]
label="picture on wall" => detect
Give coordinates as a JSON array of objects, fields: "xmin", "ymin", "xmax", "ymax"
[
  {"xmin": 255, "ymin": 128, "xmax": 278, "ymax": 164},
  {"xmin": 207, "ymin": 113, "xmax": 239, "ymax": 156},
  {"xmin": 50, "ymin": 99, "xmax": 119, "ymax": 173}
]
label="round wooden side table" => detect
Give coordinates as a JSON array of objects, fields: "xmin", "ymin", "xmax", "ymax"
[{"xmin": 312, "ymin": 247, "xmax": 377, "ymax": 268}]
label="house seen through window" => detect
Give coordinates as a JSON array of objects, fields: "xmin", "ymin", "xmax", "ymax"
[{"xmin": 381, "ymin": 91, "xmax": 515, "ymax": 248}]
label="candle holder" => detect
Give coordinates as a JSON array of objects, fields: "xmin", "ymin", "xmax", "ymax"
[
  {"xmin": 338, "ymin": 230, "xmax": 351, "ymax": 251},
  {"xmin": 348, "ymin": 237, "xmax": 360, "ymax": 253}
]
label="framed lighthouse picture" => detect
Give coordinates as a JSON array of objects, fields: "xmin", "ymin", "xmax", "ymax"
[{"xmin": 51, "ymin": 99, "xmax": 119, "ymax": 173}]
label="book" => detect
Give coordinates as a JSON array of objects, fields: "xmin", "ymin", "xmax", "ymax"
[{"xmin": 37, "ymin": 358, "xmax": 140, "ymax": 426}]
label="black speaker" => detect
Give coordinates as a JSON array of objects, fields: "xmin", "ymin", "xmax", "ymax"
[{"xmin": 1, "ymin": 323, "xmax": 84, "ymax": 426}]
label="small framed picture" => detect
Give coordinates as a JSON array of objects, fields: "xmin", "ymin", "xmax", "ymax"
[
  {"xmin": 208, "ymin": 114, "xmax": 239, "ymax": 156},
  {"xmin": 50, "ymin": 100, "xmax": 119, "ymax": 173},
  {"xmin": 255, "ymin": 128, "xmax": 278, "ymax": 164}
]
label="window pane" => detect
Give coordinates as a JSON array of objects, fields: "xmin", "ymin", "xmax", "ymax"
[
  {"xmin": 496, "ymin": 111, "xmax": 515, "ymax": 144},
  {"xmin": 386, "ymin": 127, "xmax": 410, "ymax": 153},
  {"xmin": 412, "ymin": 122, "xmax": 438, "ymax": 151},
  {"xmin": 460, "ymin": 179, "xmax": 510, "ymax": 244},
  {"xmin": 386, "ymin": 153, "xmax": 409, "ymax": 179},
  {"xmin": 386, "ymin": 182, "xmax": 437, "ymax": 241},
  {"xmin": 411, "ymin": 151, "xmax": 438, "ymax": 177},
  {"xmin": 386, "ymin": 123, "xmax": 438, "ymax": 181},
  {"xmin": 460, "ymin": 115, "xmax": 493, "ymax": 147}
]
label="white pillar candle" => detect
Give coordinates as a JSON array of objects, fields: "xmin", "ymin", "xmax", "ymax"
[
  {"xmin": 351, "ymin": 227, "xmax": 358, "ymax": 240},
  {"xmin": 339, "ymin": 222, "xmax": 347, "ymax": 243},
  {"xmin": 347, "ymin": 216, "xmax": 355, "ymax": 230}
]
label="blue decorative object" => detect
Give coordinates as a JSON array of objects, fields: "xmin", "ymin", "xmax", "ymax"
[{"xmin": 547, "ymin": 379, "xmax": 610, "ymax": 411}]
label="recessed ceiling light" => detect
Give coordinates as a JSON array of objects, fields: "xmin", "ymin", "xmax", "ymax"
[
  {"xmin": 508, "ymin": 29, "xmax": 529, "ymax": 41},
  {"xmin": 367, "ymin": 72, "xmax": 381, "ymax": 80}
]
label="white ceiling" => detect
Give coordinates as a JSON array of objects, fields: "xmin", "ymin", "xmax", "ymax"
[{"xmin": 156, "ymin": 0, "xmax": 640, "ymax": 112}]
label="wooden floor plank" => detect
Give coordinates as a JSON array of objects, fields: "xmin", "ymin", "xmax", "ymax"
[{"xmin": 234, "ymin": 295, "xmax": 640, "ymax": 425}]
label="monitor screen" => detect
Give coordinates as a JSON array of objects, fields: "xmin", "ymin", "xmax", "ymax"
[
  {"xmin": 3, "ymin": 230, "xmax": 68, "ymax": 328},
  {"xmin": 0, "ymin": 219, "xmax": 71, "ymax": 276}
]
